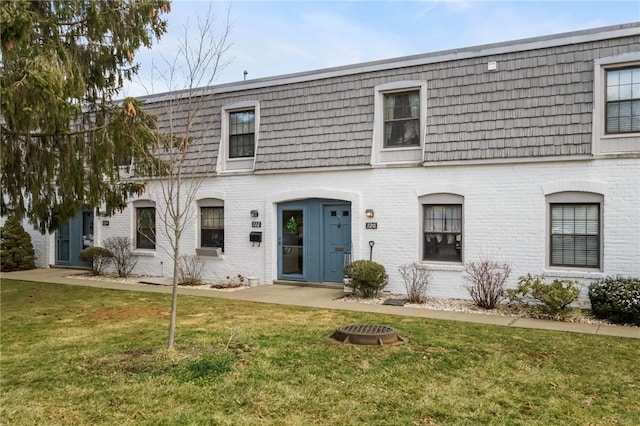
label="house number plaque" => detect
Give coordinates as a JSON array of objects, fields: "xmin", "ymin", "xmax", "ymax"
[
  {"xmin": 365, "ymin": 222, "xmax": 378, "ymax": 229},
  {"xmin": 252, "ymin": 221, "xmax": 262, "ymax": 228}
]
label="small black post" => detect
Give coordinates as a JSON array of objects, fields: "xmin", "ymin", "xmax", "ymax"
[{"xmin": 368, "ymin": 240, "xmax": 375, "ymax": 261}]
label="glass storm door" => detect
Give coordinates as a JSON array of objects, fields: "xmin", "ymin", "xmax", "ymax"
[{"xmin": 280, "ymin": 209, "xmax": 304, "ymax": 278}]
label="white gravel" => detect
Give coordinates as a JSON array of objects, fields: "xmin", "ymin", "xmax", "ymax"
[
  {"xmin": 68, "ymin": 273, "xmax": 248, "ymax": 292},
  {"xmin": 70, "ymin": 273, "xmax": 635, "ymax": 327},
  {"xmin": 339, "ymin": 293, "xmax": 621, "ymax": 326}
]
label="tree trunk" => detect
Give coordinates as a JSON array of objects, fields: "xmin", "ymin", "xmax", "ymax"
[{"xmin": 167, "ymin": 244, "xmax": 179, "ymax": 350}]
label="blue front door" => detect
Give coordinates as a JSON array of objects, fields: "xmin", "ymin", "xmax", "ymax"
[
  {"xmin": 55, "ymin": 209, "xmax": 94, "ymax": 266},
  {"xmin": 323, "ymin": 205, "xmax": 351, "ymax": 283},
  {"xmin": 278, "ymin": 199, "xmax": 351, "ymax": 283}
]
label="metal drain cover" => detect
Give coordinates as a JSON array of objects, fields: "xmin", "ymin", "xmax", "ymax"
[{"xmin": 329, "ymin": 324, "xmax": 407, "ymax": 345}]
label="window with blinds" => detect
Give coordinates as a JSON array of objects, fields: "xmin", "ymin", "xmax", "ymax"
[
  {"xmin": 606, "ymin": 67, "xmax": 640, "ymax": 134},
  {"xmin": 550, "ymin": 204, "xmax": 600, "ymax": 268},
  {"xmin": 200, "ymin": 206, "xmax": 224, "ymax": 251}
]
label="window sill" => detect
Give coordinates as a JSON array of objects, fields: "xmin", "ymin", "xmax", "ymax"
[
  {"xmin": 381, "ymin": 145, "xmax": 421, "ymax": 151},
  {"xmin": 196, "ymin": 248, "xmax": 224, "ymax": 258},
  {"xmin": 420, "ymin": 262, "xmax": 464, "ymax": 272},
  {"xmin": 600, "ymin": 132, "xmax": 639, "ymax": 139},
  {"xmin": 133, "ymin": 250, "xmax": 156, "ymax": 257},
  {"xmin": 543, "ymin": 269, "xmax": 604, "ymax": 280}
]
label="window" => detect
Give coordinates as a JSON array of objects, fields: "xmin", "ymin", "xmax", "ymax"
[
  {"xmin": 136, "ymin": 207, "xmax": 155, "ymax": 250},
  {"xmin": 384, "ymin": 91, "xmax": 420, "ymax": 147},
  {"xmin": 550, "ymin": 204, "xmax": 600, "ymax": 268},
  {"xmin": 229, "ymin": 110, "xmax": 255, "ymax": 158},
  {"xmin": 592, "ymin": 53, "xmax": 640, "ymax": 155},
  {"xmin": 606, "ymin": 67, "xmax": 640, "ymax": 134},
  {"xmin": 196, "ymin": 198, "xmax": 224, "ymax": 257},
  {"xmin": 217, "ymin": 101, "xmax": 260, "ymax": 173},
  {"xmin": 372, "ymin": 81, "xmax": 426, "ymax": 165},
  {"xmin": 201, "ymin": 206, "xmax": 224, "ymax": 251},
  {"xmin": 423, "ymin": 204, "xmax": 462, "ymax": 262}
]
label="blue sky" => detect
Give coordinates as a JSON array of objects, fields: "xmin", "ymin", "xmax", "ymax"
[{"xmin": 122, "ymin": 0, "xmax": 640, "ymax": 96}]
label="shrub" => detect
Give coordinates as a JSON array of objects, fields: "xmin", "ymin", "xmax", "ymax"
[
  {"xmin": 179, "ymin": 254, "xmax": 206, "ymax": 286},
  {"xmin": 0, "ymin": 215, "xmax": 36, "ymax": 272},
  {"xmin": 211, "ymin": 274, "xmax": 246, "ymax": 289},
  {"xmin": 463, "ymin": 259, "xmax": 511, "ymax": 309},
  {"xmin": 506, "ymin": 274, "xmax": 582, "ymax": 318},
  {"xmin": 589, "ymin": 277, "xmax": 640, "ymax": 326},
  {"xmin": 344, "ymin": 260, "xmax": 388, "ymax": 298},
  {"xmin": 79, "ymin": 246, "xmax": 113, "ymax": 275},
  {"xmin": 398, "ymin": 262, "xmax": 431, "ymax": 304},
  {"xmin": 103, "ymin": 236, "xmax": 138, "ymax": 277}
]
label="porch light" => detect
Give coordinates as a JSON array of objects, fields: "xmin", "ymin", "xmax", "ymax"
[
  {"xmin": 250, "ymin": 210, "xmax": 259, "ymax": 218},
  {"xmin": 365, "ymin": 209, "xmax": 374, "ymax": 218}
]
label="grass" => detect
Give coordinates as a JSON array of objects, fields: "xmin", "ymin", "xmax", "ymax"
[{"xmin": 1, "ymin": 279, "xmax": 639, "ymax": 425}]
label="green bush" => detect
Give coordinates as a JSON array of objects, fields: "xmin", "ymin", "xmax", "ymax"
[
  {"xmin": 589, "ymin": 277, "xmax": 640, "ymax": 326},
  {"xmin": 344, "ymin": 260, "xmax": 388, "ymax": 298},
  {"xmin": 79, "ymin": 246, "xmax": 113, "ymax": 275},
  {"xmin": 505, "ymin": 274, "xmax": 582, "ymax": 318},
  {"xmin": 1, "ymin": 215, "xmax": 36, "ymax": 272}
]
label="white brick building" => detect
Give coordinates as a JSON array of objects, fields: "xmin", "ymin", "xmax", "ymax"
[{"xmin": 20, "ymin": 23, "xmax": 640, "ymax": 302}]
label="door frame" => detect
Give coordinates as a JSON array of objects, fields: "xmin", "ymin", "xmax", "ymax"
[
  {"xmin": 277, "ymin": 198, "xmax": 351, "ymax": 283},
  {"xmin": 55, "ymin": 208, "xmax": 94, "ymax": 267}
]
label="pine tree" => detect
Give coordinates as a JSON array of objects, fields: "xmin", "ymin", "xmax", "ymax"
[
  {"xmin": 1, "ymin": 215, "xmax": 36, "ymax": 272},
  {"xmin": 0, "ymin": 0, "xmax": 171, "ymax": 232}
]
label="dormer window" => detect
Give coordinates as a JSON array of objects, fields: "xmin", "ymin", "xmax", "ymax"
[
  {"xmin": 384, "ymin": 91, "xmax": 420, "ymax": 147},
  {"xmin": 606, "ymin": 67, "xmax": 640, "ymax": 134},
  {"xmin": 371, "ymin": 81, "xmax": 426, "ymax": 166},
  {"xmin": 229, "ymin": 110, "xmax": 256, "ymax": 158},
  {"xmin": 217, "ymin": 101, "xmax": 260, "ymax": 173},
  {"xmin": 592, "ymin": 53, "xmax": 640, "ymax": 155}
]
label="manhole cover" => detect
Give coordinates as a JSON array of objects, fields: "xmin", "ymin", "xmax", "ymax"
[{"xmin": 329, "ymin": 324, "xmax": 407, "ymax": 345}]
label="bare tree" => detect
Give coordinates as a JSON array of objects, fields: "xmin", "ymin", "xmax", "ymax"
[
  {"xmin": 463, "ymin": 258, "xmax": 512, "ymax": 309},
  {"xmin": 132, "ymin": 5, "xmax": 232, "ymax": 350},
  {"xmin": 398, "ymin": 262, "xmax": 431, "ymax": 304}
]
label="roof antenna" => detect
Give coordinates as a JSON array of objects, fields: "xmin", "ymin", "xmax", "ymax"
[{"xmin": 243, "ymin": 70, "xmax": 248, "ymax": 81}]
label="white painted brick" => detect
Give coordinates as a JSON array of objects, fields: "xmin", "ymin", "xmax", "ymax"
[
  {"xmin": 11, "ymin": 157, "xmax": 638, "ymax": 306},
  {"xmin": 92, "ymin": 157, "xmax": 639, "ymax": 305}
]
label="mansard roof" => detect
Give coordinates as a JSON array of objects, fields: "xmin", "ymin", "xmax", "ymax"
[{"xmin": 138, "ymin": 22, "xmax": 640, "ymax": 172}]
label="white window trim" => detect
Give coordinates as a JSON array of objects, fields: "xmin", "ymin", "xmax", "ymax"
[
  {"xmin": 196, "ymin": 198, "xmax": 225, "ymax": 258},
  {"xmin": 545, "ymin": 191, "xmax": 603, "ymax": 272},
  {"xmin": 592, "ymin": 53, "xmax": 640, "ymax": 156},
  {"xmin": 217, "ymin": 101, "xmax": 260, "ymax": 173},
  {"xmin": 418, "ymin": 193, "xmax": 464, "ymax": 265},
  {"xmin": 132, "ymin": 200, "xmax": 157, "ymax": 254},
  {"xmin": 371, "ymin": 81, "xmax": 427, "ymax": 166}
]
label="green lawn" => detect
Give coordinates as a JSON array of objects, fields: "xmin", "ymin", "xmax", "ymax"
[{"xmin": 1, "ymin": 279, "xmax": 639, "ymax": 425}]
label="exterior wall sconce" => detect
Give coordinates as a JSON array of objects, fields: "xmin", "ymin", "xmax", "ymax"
[
  {"xmin": 365, "ymin": 209, "xmax": 374, "ymax": 218},
  {"xmin": 250, "ymin": 210, "xmax": 259, "ymax": 218}
]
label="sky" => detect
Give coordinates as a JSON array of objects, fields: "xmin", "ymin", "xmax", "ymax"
[{"xmin": 122, "ymin": 0, "xmax": 640, "ymax": 97}]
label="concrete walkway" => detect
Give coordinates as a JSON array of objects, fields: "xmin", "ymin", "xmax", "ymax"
[{"xmin": 2, "ymin": 268, "xmax": 639, "ymax": 339}]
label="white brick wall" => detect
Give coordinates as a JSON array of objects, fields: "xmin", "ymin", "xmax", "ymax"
[{"xmin": 95, "ymin": 156, "xmax": 640, "ymax": 303}]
